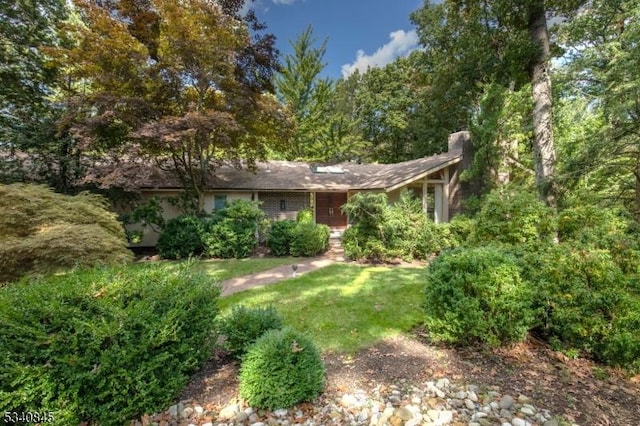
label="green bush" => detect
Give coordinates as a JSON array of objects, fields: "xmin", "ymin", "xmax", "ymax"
[
  {"xmin": 239, "ymin": 328, "xmax": 325, "ymax": 410},
  {"xmin": 0, "ymin": 263, "xmax": 220, "ymax": 425},
  {"xmin": 157, "ymin": 215, "xmax": 205, "ymax": 259},
  {"xmin": 424, "ymin": 246, "xmax": 535, "ymax": 346},
  {"xmin": 445, "ymin": 215, "xmax": 476, "ymax": 245},
  {"xmin": 469, "ymin": 188, "xmax": 556, "ymax": 246},
  {"xmin": 217, "ymin": 305, "xmax": 283, "ymax": 358},
  {"xmin": 205, "ymin": 220, "xmax": 256, "ymax": 259},
  {"xmin": 522, "ymin": 243, "xmax": 639, "ymax": 367},
  {"xmin": 342, "ymin": 190, "xmax": 457, "ymax": 261},
  {"xmin": 289, "ymin": 223, "xmax": 330, "ymax": 257},
  {"xmin": 558, "ymin": 204, "xmax": 640, "ymax": 276},
  {"xmin": 267, "ymin": 220, "xmax": 297, "ymax": 256},
  {"xmin": 203, "ymin": 200, "xmax": 265, "ymax": 259},
  {"xmin": 296, "ymin": 208, "xmax": 314, "ymax": 224},
  {"xmin": 0, "ymin": 184, "xmax": 132, "ymax": 284}
]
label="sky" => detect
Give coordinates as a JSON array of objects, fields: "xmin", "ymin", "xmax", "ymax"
[{"xmin": 246, "ymin": 0, "xmax": 426, "ymax": 80}]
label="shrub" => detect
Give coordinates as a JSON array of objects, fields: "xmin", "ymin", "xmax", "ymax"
[
  {"xmin": 469, "ymin": 187, "xmax": 556, "ymax": 246},
  {"xmin": 445, "ymin": 215, "xmax": 476, "ymax": 245},
  {"xmin": 157, "ymin": 215, "xmax": 206, "ymax": 259},
  {"xmin": 424, "ymin": 246, "xmax": 535, "ymax": 346},
  {"xmin": 558, "ymin": 204, "xmax": 640, "ymax": 276},
  {"xmin": 205, "ymin": 220, "xmax": 255, "ymax": 259},
  {"xmin": 239, "ymin": 328, "xmax": 324, "ymax": 410},
  {"xmin": 267, "ymin": 220, "xmax": 297, "ymax": 256},
  {"xmin": 522, "ymin": 243, "xmax": 639, "ymax": 367},
  {"xmin": 296, "ymin": 208, "xmax": 314, "ymax": 224},
  {"xmin": 0, "ymin": 184, "xmax": 132, "ymax": 284},
  {"xmin": 342, "ymin": 190, "xmax": 456, "ymax": 261},
  {"xmin": 203, "ymin": 200, "xmax": 265, "ymax": 259},
  {"xmin": 289, "ymin": 222, "xmax": 330, "ymax": 257},
  {"xmin": 217, "ymin": 305, "xmax": 283, "ymax": 358},
  {"xmin": 0, "ymin": 263, "xmax": 220, "ymax": 425}
]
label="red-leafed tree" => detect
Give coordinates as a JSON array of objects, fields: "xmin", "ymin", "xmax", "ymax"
[{"xmin": 51, "ymin": 0, "xmax": 292, "ymax": 212}]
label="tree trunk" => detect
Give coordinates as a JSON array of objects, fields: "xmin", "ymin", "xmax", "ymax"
[{"xmin": 528, "ymin": 1, "xmax": 557, "ymax": 209}]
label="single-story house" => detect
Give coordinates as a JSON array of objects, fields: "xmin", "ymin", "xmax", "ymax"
[{"xmin": 127, "ymin": 131, "xmax": 472, "ymax": 246}]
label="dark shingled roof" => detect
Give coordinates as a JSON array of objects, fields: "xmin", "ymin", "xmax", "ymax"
[{"xmin": 139, "ymin": 150, "xmax": 462, "ymax": 191}]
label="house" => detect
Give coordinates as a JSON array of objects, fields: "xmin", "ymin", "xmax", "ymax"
[{"xmin": 127, "ymin": 131, "xmax": 472, "ymax": 246}]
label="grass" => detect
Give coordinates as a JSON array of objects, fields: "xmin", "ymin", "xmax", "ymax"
[
  {"xmin": 192, "ymin": 257, "xmax": 298, "ymax": 282},
  {"xmin": 219, "ymin": 263, "xmax": 425, "ymax": 354}
]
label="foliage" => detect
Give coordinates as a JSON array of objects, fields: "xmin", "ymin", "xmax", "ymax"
[
  {"xmin": 521, "ymin": 244, "xmax": 639, "ymax": 368},
  {"xmin": 157, "ymin": 215, "xmax": 205, "ymax": 259},
  {"xmin": 267, "ymin": 220, "xmax": 297, "ymax": 256},
  {"xmin": 0, "ymin": 263, "xmax": 221, "ymax": 425},
  {"xmin": 50, "ymin": 0, "xmax": 292, "ymax": 211},
  {"xmin": 289, "ymin": 223, "xmax": 330, "ymax": 257},
  {"xmin": 443, "ymin": 215, "xmax": 476, "ymax": 246},
  {"xmin": 469, "ymin": 187, "xmax": 557, "ymax": 246},
  {"xmin": 205, "ymin": 220, "xmax": 255, "ymax": 259},
  {"xmin": 423, "ymin": 246, "xmax": 535, "ymax": 346},
  {"xmin": 0, "ymin": 184, "xmax": 132, "ymax": 283},
  {"xmin": 296, "ymin": 208, "xmax": 314, "ymax": 224},
  {"xmin": 217, "ymin": 305, "xmax": 283, "ymax": 358},
  {"xmin": 203, "ymin": 200, "xmax": 265, "ymax": 259},
  {"xmin": 238, "ymin": 328, "xmax": 324, "ymax": 410},
  {"xmin": 342, "ymin": 191, "xmax": 455, "ymax": 261}
]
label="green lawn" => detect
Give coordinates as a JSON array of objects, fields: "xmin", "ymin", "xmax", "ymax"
[
  {"xmin": 192, "ymin": 257, "xmax": 298, "ymax": 282},
  {"xmin": 219, "ymin": 263, "xmax": 425, "ymax": 354}
]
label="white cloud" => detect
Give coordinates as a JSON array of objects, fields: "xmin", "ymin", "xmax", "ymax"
[
  {"xmin": 341, "ymin": 29, "xmax": 419, "ymax": 78},
  {"xmin": 272, "ymin": 0, "xmax": 300, "ymax": 4}
]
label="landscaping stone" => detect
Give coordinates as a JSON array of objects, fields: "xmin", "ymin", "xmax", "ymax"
[{"xmin": 132, "ymin": 376, "xmax": 570, "ymax": 426}]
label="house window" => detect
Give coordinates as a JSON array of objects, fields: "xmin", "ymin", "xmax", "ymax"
[
  {"xmin": 214, "ymin": 195, "xmax": 227, "ymax": 210},
  {"xmin": 280, "ymin": 199, "xmax": 286, "ymax": 211}
]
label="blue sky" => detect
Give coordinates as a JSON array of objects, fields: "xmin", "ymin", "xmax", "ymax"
[{"xmin": 246, "ymin": 0, "xmax": 426, "ymax": 80}]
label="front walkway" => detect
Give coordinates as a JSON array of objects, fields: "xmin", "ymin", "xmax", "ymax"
[{"xmin": 220, "ymin": 238, "xmax": 345, "ymax": 296}]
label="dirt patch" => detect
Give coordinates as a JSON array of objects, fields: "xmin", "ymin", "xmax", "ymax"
[{"xmin": 179, "ymin": 333, "xmax": 640, "ymax": 425}]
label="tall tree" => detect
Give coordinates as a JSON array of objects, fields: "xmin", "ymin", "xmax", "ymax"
[
  {"xmin": 556, "ymin": 0, "xmax": 640, "ymax": 220},
  {"xmin": 51, "ymin": 0, "xmax": 292, "ymax": 212},
  {"xmin": 274, "ymin": 25, "xmax": 335, "ymax": 161},
  {"xmin": 411, "ymin": 0, "xmax": 586, "ymax": 207}
]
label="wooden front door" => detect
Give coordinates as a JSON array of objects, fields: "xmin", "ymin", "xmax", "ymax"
[{"xmin": 315, "ymin": 192, "xmax": 348, "ymax": 228}]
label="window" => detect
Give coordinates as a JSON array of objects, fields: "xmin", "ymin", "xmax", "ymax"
[{"xmin": 214, "ymin": 195, "xmax": 227, "ymax": 210}]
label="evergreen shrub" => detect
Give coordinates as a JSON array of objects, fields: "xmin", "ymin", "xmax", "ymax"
[
  {"xmin": 217, "ymin": 305, "xmax": 283, "ymax": 358},
  {"xmin": 0, "ymin": 263, "xmax": 220, "ymax": 425},
  {"xmin": 522, "ymin": 243, "xmax": 639, "ymax": 368},
  {"xmin": 203, "ymin": 200, "xmax": 265, "ymax": 259},
  {"xmin": 469, "ymin": 188, "xmax": 556, "ymax": 246},
  {"xmin": 289, "ymin": 223, "xmax": 330, "ymax": 257},
  {"xmin": 296, "ymin": 208, "xmax": 314, "ymax": 224},
  {"xmin": 0, "ymin": 184, "xmax": 132, "ymax": 283},
  {"xmin": 239, "ymin": 328, "xmax": 324, "ymax": 409},
  {"xmin": 157, "ymin": 215, "xmax": 205, "ymax": 259},
  {"xmin": 424, "ymin": 246, "xmax": 535, "ymax": 346},
  {"xmin": 267, "ymin": 220, "xmax": 297, "ymax": 256}
]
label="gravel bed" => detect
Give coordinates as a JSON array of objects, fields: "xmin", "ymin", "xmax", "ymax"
[{"xmin": 131, "ymin": 377, "xmax": 573, "ymax": 426}]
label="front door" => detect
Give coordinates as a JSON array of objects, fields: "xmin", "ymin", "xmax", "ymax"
[{"xmin": 315, "ymin": 192, "xmax": 348, "ymax": 228}]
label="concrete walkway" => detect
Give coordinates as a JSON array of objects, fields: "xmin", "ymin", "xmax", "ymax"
[{"xmin": 220, "ymin": 238, "xmax": 345, "ymax": 296}]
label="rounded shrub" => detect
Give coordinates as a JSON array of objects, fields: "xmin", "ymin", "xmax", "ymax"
[
  {"xmin": 239, "ymin": 328, "xmax": 325, "ymax": 410},
  {"xmin": 289, "ymin": 223, "xmax": 330, "ymax": 257},
  {"xmin": 157, "ymin": 215, "xmax": 205, "ymax": 259},
  {"xmin": 469, "ymin": 188, "xmax": 556, "ymax": 246},
  {"xmin": 217, "ymin": 305, "xmax": 283, "ymax": 358},
  {"xmin": 424, "ymin": 246, "xmax": 535, "ymax": 346},
  {"xmin": 267, "ymin": 220, "xmax": 297, "ymax": 256},
  {"xmin": 205, "ymin": 220, "xmax": 255, "ymax": 259}
]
